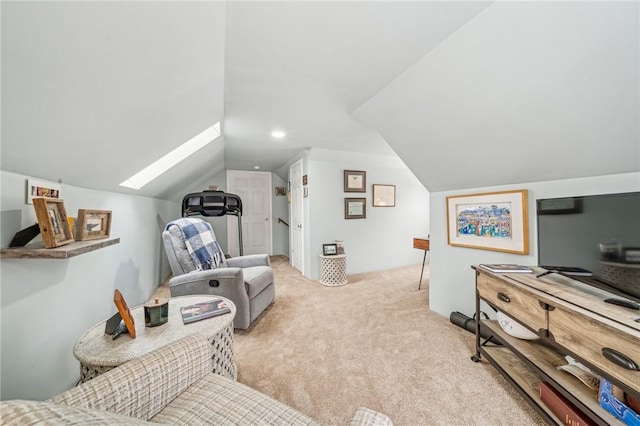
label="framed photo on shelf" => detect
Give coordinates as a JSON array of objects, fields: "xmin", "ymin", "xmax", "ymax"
[
  {"xmin": 76, "ymin": 209, "xmax": 112, "ymax": 241},
  {"xmin": 275, "ymin": 187, "xmax": 286, "ymax": 196},
  {"xmin": 345, "ymin": 197, "xmax": 366, "ymax": 219},
  {"xmin": 322, "ymin": 243, "xmax": 338, "ymax": 256},
  {"xmin": 32, "ymin": 197, "xmax": 74, "ymax": 248},
  {"xmin": 446, "ymin": 189, "xmax": 529, "ymax": 254},
  {"xmin": 344, "ymin": 170, "xmax": 366, "ymax": 193},
  {"xmin": 372, "ymin": 184, "xmax": 396, "ymax": 207}
]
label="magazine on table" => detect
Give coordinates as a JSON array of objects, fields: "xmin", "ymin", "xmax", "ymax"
[
  {"xmin": 181, "ymin": 299, "xmax": 231, "ymax": 324},
  {"xmin": 479, "ymin": 264, "xmax": 533, "ymax": 274}
]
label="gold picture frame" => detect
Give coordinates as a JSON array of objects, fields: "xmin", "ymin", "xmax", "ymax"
[
  {"xmin": 77, "ymin": 209, "xmax": 112, "ymax": 241},
  {"xmin": 32, "ymin": 197, "xmax": 74, "ymax": 248},
  {"xmin": 446, "ymin": 189, "xmax": 529, "ymax": 254}
]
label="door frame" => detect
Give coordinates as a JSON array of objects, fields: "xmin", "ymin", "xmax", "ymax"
[{"xmin": 289, "ymin": 159, "xmax": 304, "ymax": 274}]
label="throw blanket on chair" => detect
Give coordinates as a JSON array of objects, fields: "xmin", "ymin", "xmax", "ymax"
[{"xmin": 165, "ymin": 218, "xmax": 224, "ymax": 270}]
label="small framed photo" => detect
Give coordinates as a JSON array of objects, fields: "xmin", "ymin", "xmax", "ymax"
[
  {"xmin": 322, "ymin": 243, "xmax": 338, "ymax": 256},
  {"xmin": 27, "ymin": 178, "xmax": 61, "ymax": 204},
  {"xmin": 77, "ymin": 209, "xmax": 112, "ymax": 241},
  {"xmin": 32, "ymin": 197, "xmax": 74, "ymax": 248},
  {"xmin": 275, "ymin": 186, "xmax": 286, "ymax": 196},
  {"xmin": 302, "ymin": 175, "xmax": 308, "ymax": 185},
  {"xmin": 372, "ymin": 184, "xmax": 396, "ymax": 207},
  {"xmin": 345, "ymin": 198, "xmax": 366, "ymax": 219},
  {"xmin": 344, "ymin": 170, "xmax": 366, "ymax": 193},
  {"xmin": 114, "ymin": 289, "xmax": 136, "ymax": 338}
]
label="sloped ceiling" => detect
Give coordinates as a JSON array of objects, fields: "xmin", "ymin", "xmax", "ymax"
[
  {"xmin": 353, "ymin": 2, "xmax": 640, "ymax": 191},
  {"xmin": 2, "ymin": 1, "xmax": 638, "ymax": 200},
  {"xmin": 1, "ymin": 1, "xmax": 227, "ymax": 200}
]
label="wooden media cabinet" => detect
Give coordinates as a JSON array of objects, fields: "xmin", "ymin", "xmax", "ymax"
[{"xmin": 471, "ymin": 266, "xmax": 640, "ymax": 425}]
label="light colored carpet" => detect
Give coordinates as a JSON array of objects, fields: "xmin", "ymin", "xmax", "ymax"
[{"xmin": 154, "ymin": 256, "xmax": 544, "ymax": 425}]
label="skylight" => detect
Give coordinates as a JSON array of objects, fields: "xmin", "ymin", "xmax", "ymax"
[{"xmin": 120, "ymin": 122, "xmax": 221, "ymax": 190}]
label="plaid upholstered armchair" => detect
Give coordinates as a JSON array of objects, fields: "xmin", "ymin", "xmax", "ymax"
[{"xmin": 162, "ymin": 218, "xmax": 275, "ymax": 330}]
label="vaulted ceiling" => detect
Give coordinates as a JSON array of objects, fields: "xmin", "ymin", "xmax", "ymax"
[{"xmin": 2, "ymin": 2, "xmax": 638, "ymax": 201}]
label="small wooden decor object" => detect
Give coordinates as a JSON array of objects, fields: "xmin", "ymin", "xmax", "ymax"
[
  {"xmin": 32, "ymin": 197, "xmax": 74, "ymax": 248},
  {"xmin": 77, "ymin": 209, "xmax": 112, "ymax": 241},
  {"xmin": 114, "ymin": 289, "xmax": 136, "ymax": 338}
]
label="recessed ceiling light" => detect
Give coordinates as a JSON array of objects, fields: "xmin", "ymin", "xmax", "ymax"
[
  {"xmin": 120, "ymin": 122, "xmax": 221, "ymax": 190},
  {"xmin": 271, "ymin": 130, "xmax": 285, "ymax": 138},
  {"xmin": 253, "ymin": 165, "xmax": 261, "ymax": 170}
]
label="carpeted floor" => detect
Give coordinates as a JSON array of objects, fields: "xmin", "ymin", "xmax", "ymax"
[
  {"xmin": 230, "ymin": 256, "xmax": 544, "ymax": 425},
  {"xmin": 153, "ymin": 256, "xmax": 545, "ymax": 425}
]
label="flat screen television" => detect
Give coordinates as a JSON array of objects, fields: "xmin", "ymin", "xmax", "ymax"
[{"xmin": 536, "ymin": 191, "xmax": 640, "ymax": 303}]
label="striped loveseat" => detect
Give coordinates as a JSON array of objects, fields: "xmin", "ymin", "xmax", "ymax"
[{"xmin": 0, "ymin": 334, "xmax": 393, "ymax": 426}]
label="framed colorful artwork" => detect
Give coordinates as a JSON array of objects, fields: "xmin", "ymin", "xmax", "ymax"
[{"xmin": 446, "ymin": 189, "xmax": 529, "ymax": 254}]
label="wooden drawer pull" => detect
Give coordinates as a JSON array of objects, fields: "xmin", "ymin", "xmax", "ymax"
[
  {"xmin": 497, "ymin": 292, "xmax": 511, "ymax": 303},
  {"xmin": 602, "ymin": 348, "xmax": 639, "ymax": 371}
]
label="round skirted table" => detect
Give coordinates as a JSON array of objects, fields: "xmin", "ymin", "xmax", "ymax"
[
  {"xmin": 319, "ymin": 254, "xmax": 348, "ymax": 286},
  {"xmin": 74, "ymin": 295, "xmax": 237, "ymax": 383}
]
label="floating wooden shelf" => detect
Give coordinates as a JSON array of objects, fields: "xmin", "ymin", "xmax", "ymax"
[{"xmin": 0, "ymin": 237, "xmax": 120, "ymax": 259}]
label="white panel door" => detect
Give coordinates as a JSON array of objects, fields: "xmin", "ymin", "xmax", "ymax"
[
  {"xmin": 226, "ymin": 170, "xmax": 272, "ymax": 257},
  {"xmin": 290, "ymin": 160, "xmax": 304, "ymax": 273}
]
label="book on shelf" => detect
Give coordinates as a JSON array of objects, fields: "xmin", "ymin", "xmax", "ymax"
[
  {"xmin": 478, "ymin": 264, "xmax": 533, "ymax": 274},
  {"xmin": 180, "ymin": 299, "xmax": 231, "ymax": 324},
  {"xmin": 539, "ymin": 382, "xmax": 597, "ymax": 426},
  {"xmin": 539, "ymin": 265, "xmax": 593, "ymax": 276}
]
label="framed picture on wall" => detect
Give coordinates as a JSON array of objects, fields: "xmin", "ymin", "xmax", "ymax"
[
  {"xmin": 344, "ymin": 170, "xmax": 366, "ymax": 193},
  {"xmin": 446, "ymin": 189, "xmax": 529, "ymax": 254},
  {"xmin": 345, "ymin": 198, "xmax": 366, "ymax": 219},
  {"xmin": 372, "ymin": 184, "xmax": 396, "ymax": 207}
]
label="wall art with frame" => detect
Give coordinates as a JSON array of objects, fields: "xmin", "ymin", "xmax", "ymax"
[
  {"xmin": 344, "ymin": 170, "xmax": 366, "ymax": 193},
  {"xmin": 27, "ymin": 178, "xmax": 61, "ymax": 204},
  {"xmin": 372, "ymin": 184, "xmax": 396, "ymax": 207},
  {"xmin": 446, "ymin": 189, "xmax": 529, "ymax": 254},
  {"xmin": 345, "ymin": 197, "xmax": 366, "ymax": 219},
  {"xmin": 77, "ymin": 209, "xmax": 112, "ymax": 241},
  {"xmin": 32, "ymin": 197, "xmax": 74, "ymax": 248}
]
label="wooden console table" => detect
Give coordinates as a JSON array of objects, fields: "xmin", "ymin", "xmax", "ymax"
[
  {"xmin": 471, "ymin": 266, "xmax": 639, "ymax": 425},
  {"xmin": 413, "ymin": 237, "xmax": 429, "ymax": 290}
]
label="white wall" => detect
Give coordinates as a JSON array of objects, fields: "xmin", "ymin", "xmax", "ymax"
[
  {"xmin": 0, "ymin": 171, "xmax": 180, "ymax": 400},
  {"xmin": 305, "ymin": 148, "xmax": 429, "ymax": 279},
  {"xmin": 428, "ymin": 172, "xmax": 640, "ymax": 318}
]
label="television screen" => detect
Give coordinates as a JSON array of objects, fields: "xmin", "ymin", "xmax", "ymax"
[{"xmin": 536, "ymin": 191, "xmax": 640, "ymax": 302}]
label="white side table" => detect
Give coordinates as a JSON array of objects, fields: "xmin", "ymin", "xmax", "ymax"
[
  {"xmin": 74, "ymin": 295, "xmax": 236, "ymax": 383},
  {"xmin": 319, "ymin": 254, "xmax": 348, "ymax": 286}
]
